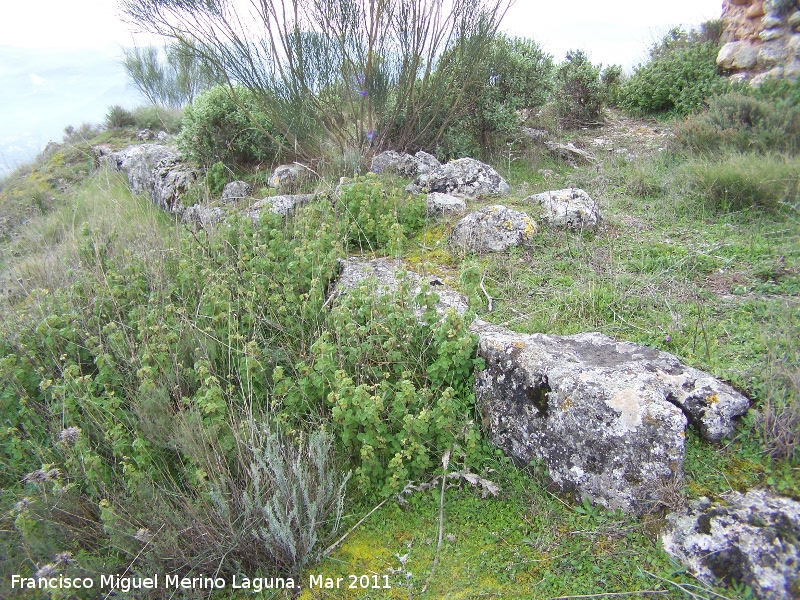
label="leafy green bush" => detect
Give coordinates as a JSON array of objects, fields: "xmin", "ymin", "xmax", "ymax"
[
  {"xmin": 105, "ymin": 105, "xmax": 136, "ymax": 128},
  {"xmin": 620, "ymin": 27, "xmax": 725, "ymax": 116},
  {"xmin": 178, "ymin": 85, "xmax": 285, "ymax": 167},
  {"xmin": 274, "ymin": 276, "xmax": 485, "ymax": 496},
  {"xmin": 600, "ymin": 64, "xmax": 625, "ymax": 107},
  {"xmin": 205, "ymin": 160, "xmax": 229, "ymax": 195},
  {"xmin": 673, "ymin": 91, "xmax": 800, "ymax": 154},
  {"xmin": 435, "ymin": 35, "xmax": 554, "ymax": 158},
  {"xmin": 553, "ymin": 50, "xmax": 605, "ymax": 128},
  {"xmin": 683, "ymin": 153, "xmax": 800, "ymax": 211},
  {"xmin": 131, "ymin": 104, "xmax": 184, "ymax": 133},
  {"xmin": 337, "ymin": 175, "xmax": 427, "ymax": 253}
]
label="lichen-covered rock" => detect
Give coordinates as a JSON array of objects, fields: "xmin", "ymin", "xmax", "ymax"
[
  {"xmin": 544, "ymin": 141, "xmax": 596, "ymax": 165},
  {"xmin": 221, "ymin": 180, "xmax": 253, "ymax": 203},
  {"xmin": 136, "ymin": 129, "xmax": 155, "ymax": 141},
  {"xmin": 181, "ymin": 205, "xmax": 226, "ymax": 231},
  {"xmin": 525, "ymin": 188, "xmax": 601, "ymax": 229},
  {"xmin": 108, "ymin": 144, "xmax": 198, "ymax": 213},
  {"xmin": 247, "ymin": 193, "xmax": 315, "ymax": 220},
  {"xmin": 472, "ymin": 327, "xmax": 750, "ymax": 514},
  {"xmin": 332, "ymin": 258, "xmax": 469, "ymax": 319},
  {"xmin": 662, "ymin": 490, "xmax": 800, "ymax": 599},
  {"xmin": 371, "ymin": 149, "xmax": 441, "ymax": 177},
  {"xmin": 427, "ymin": 192, "xmax": 467, "ymax": 217},
  {"xmin": 407, "ymin": 158, "xmax": 510, "ymax": 198},
  {"xmin": 268, "ymin": 164, "xmax": 308, "ymax": 192},
  {"xmin": 449, "ymin": 205, "xmax": 536, "ymax": 253},
  {"xmin": 152, "ymin": 156, "xmax": 199, "ymax": 213}
]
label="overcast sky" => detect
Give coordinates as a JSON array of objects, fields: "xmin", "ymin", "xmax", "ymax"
[{"xmin": 1, "ymin": 0, "xmax": 724, "ymax": 174}]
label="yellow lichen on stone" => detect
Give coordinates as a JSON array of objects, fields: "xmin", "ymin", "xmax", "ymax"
[{"xmin": 523, "ymin": 217, "xmax": 537, "ymax": 238}]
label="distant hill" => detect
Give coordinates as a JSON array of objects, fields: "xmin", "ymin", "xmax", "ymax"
[{"xmin": 0, "ymin": 44, "xmax": 142, "ymax": 177}]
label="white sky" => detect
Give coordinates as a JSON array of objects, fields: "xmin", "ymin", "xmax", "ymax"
[{"xmin": 2, "ymin": 0, "xmax": 724, "ymax": 66}]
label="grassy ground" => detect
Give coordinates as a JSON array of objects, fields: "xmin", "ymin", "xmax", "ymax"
[{"xmin": 1, "ymin": 112, "xmax": 798, "ymax": 599}]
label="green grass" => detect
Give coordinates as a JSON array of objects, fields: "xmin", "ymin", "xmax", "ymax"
[{"xmin": 1, "ymin": 115, "xmax": 799, "ymax": 600}]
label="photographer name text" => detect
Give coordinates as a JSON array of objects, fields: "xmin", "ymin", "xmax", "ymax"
[{"xmin": 12, "ymin": 573, "xmax": 391, "ymax": 593}]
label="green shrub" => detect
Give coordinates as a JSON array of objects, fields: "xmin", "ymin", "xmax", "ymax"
[
  {"xmin": 274, "ymin": 276, "xmax": 485, "ymax": 496},
  {"xmin": 683, "ymin": 153, "xmax": 800, "ymax": 211},
  {"xmin": 337, "ymin": 175, "xmax": 427, "ymax": 253},
  {"xmin": 553, "ymin": 50, "xmax": 605, "ymax": 128},
  {"xmin": 601, "ymin": 64, "xmax": 625, "ymax": 107},
  {"xmin": 620, "ymin": 27, "xmax": 725, "ymax": 116},
  {"xmin": 105, "ymin": 105, "xmax": 136, "ymax": 129},
  {"xmin": 674, "ymin": 91, "xmax": 800, "ymax": 154},
  {"xmin": 131, "ymin": 104, "xmax": 184, "ymax": 133},
  {"xmin": 436, "ymin": 35, "xmax": 554, "ymax": 158},
  {"xmin": 178, "ymin": 85, "xmax": 285, "ymax": 167},
  {"xmin": 205, "ymin": 160, "xmax": 229, "ymax": 195}
]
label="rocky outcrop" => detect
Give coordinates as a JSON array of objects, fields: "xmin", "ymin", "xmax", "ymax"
[
  {"xmin": 525, "ymin": 188, "xmax": 601, "ymax": 229},
  {"xmin": 663, "ymin": 490, "xmax": 800, "ymax": 599},
  {"xmin": 406, "ymin": 158, "xmax": 511, "ymax": 198},
  {"xmin": 449, "ymin": 205, "xmax": 537, "ymax": 253},
  {"xmin": 472, "ymin": 327, "xmax": 749, "ymax": 514},
  {"xmin": 221, "ymin": 180, "xmax": 253, "ymax": 203},
  {"xmin": 107, "ymin": 144, "xmax": 199, "ymax": 213},
  {"xmin": 426, "ymin": 192, "xmax": 467, "ymax": 217},
  {"xmin": 247, "ymin": 193, "xmax": 315, "ymax": 220},
  {"xmin": 268, "ymin": 164, "xmax": 310, "ymax": 192},
  {"xmin": 718, "ymin": 0, "xmax": 800, "ymax": 83},
  {"xmin": 333, "ymin": 258, "xmax": 469, "ymax": 318},
  {"xmin": 372, "ymin": 150, "xmax": 441, "ymax": 177},
  {"xmin": 544, "ymin": 141, "xmax": 596, "ymax": 165},
  {"xmin": 181, "ymin": 205, "xmax": 226, "ymax": 231},
  {"xmin": 326, "ymin": 260, "xmax": 751, "ymax": 514}
]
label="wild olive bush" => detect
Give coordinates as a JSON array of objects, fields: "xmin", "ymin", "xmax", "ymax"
[
  {"xmin": 621, "ymin": 27, "xmax": 725, "ymax": 116},
  {"xmin": 434, "ymin": 35, "xmax": 554, "ymax": 158},
  {"xmin": 177, "ymin": 85, "xmax": 285, "ymax": 167},
  {"xmin": 553, "ymin": 50, "xmax": 606, "ymax": 127}
]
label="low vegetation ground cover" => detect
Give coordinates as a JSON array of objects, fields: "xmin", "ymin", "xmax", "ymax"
[{"xmin": 1, "ymin": 17, "xmax": 799, "ymax": 600}]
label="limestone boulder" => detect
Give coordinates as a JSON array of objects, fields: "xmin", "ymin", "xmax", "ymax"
[
  {"xmin": 332, "ymin": 258, "xmax": 468, "ymax": 319},
  {"xmin": 662, "ymin": 490, "xmax": 800, "ymax": 599},
  {"xmin": 449, "ymin": 205, "xmax": 537, "ymax": 254},
  {"xmin": 109, "ymin": 144, "xmax": 199, "ymax": 213},
  {"xmin": 544, "ymin": 141, "xmax": 596, "ymax": 165},
  {"xmin": 372, "ymin": 150, "xmax": 441, "ymax": 178},
  {"xmin": 426, "ymin": 192, "xmax": 467, "ymax": 217},
  {"xmin": 247, "ymin": 193, "xmax": 315, "ymax": 220},
  {"xmin": 181, "ymin": 205, "xmax": 225, "ymax": 231},
  {"xmin": 268, "ymin": 164, "xmax": 309, "ymax": 192},
  {"xmin": 136, "ymin": 129, "xmax": 155, "ymax": 141},
  {"xmin": 221, "ymin": 180, "xmax": 253, "ymax": 203},
  {"xmin": 525, "ymin": 188, "xmax": 600, "ymax": 229},
  {"xmin": 407, "ymin": 158, "xmax": 510, "ymax": 198},
  {"xmin": 472, "ymin": 327, "xmax": 750, "ymax": 514},
  {"xmin": 718, "ymin": 41, "xmax": 760, "ymax": 69}
]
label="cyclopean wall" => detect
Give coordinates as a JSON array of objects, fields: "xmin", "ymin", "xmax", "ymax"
[{"xmin": 716, "ymin": 0, "xmax": 800, "ymax": 83}]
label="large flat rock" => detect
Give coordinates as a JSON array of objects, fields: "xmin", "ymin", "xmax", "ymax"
[
  {"xmin": 663, "ymin": 490, "xmax": 800, "ymax": 599},
  {"xmin": 473, "ymin": 325, "xmax": 750, "ymax": 514}
]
